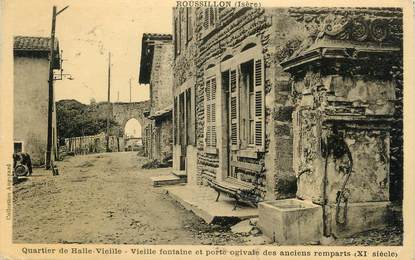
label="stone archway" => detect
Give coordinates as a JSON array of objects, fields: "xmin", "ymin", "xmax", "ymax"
[
  {"xmin": 111, "ymin": 100, "xmax": 150, "ymax": 138},
  {"xmin": 124, "ymin": 118, "xmax": 142, "ymax": 138}
]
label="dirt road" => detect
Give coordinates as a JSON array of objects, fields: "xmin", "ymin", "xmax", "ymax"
[
  {"xmin": 12, "ymin": 152, "xmax": 402, "ymax": 245},
  {"xmin": 13, "ymin": 152, "xmax": 249, "ymax": 245}
]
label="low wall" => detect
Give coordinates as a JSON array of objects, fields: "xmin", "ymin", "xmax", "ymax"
[{"xmin": 64, "ymin": 133, "xmax": 124, "ymax": 155}]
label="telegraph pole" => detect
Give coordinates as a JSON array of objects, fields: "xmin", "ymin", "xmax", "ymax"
[
  {"xmin": 46, "ymin": 5, "xmax": 68, "ymax": 169},
  {"xmin": 106, "ymin": 52, "xmax": 111, "ymax": 152},
  {"xmin": 129, "ymin": 78, "xmax": 132, "ymax": 103}
]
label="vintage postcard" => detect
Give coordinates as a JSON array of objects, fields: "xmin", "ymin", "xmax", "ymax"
[{"xmin": 0, "ymin": 0, "xmax": 414, "ymax": 259}]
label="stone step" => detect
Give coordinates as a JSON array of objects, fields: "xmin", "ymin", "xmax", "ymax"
[
  {"xmin": 172, "ymin": 170, "xmax": 187, "ymax": 179},
  {"xmin": 151, "ymin": 174, "xmax": 186, "ymax": 187}
]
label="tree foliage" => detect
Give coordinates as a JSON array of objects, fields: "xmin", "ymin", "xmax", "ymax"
[{"xmin": 56, "ymin": 99, "xmax": 119, "ymax": 145}]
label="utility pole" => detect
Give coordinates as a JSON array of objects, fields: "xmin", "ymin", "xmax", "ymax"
[
  {"xmin": 129, "ymin": 78, "xmax": 132, "ymax": 103},
  {"xmin": 106, "ymin": 52, "xmax": 111, "ymax": 152},
  {"xmin": 46, "ymin": 5, "xmax": 68, "ymax": 170}
]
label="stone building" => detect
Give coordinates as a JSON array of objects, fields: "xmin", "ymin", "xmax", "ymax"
[
  {"xmin": 139, "ymin": 33, "xmax": 174, "ymax": 161},
  {"xmin": 13, "ymin": 36, "xmax": 60, "ymax": 165},
  {"xmin": 172, "ymin": 7, "xmax": 403, "ymax": 243},
  {"xmin": 172, "ymin": 7, "xmax": 198, "ymax": 181},
  {"xmin": 173, "ymin": 7, "xmax": 301, "ymax": 198}
]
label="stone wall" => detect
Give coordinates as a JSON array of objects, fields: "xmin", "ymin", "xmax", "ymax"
[
  {"xmin": 173, "ymin": 7, "xmax": 197, "ymax": 91},
  {"xmin": 150, "ymin": 43, "xmax": 174, "ymax": 114},
  {"xmin": 153, "ymin": 114, "xmax": 173, "ymax": 160}
]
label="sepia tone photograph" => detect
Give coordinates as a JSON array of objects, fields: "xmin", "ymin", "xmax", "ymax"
[{"xmin": 2, "ymin": 0, "xmax": 410, "ymax": 253}]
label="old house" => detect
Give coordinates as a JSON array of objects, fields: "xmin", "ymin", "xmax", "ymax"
[
  {"xmin": 173, "ymin": 7, "xmax": 300, "ymax": 199},
  {"xmin": 172, "ymin": 7, "xmax": 198, "ymax": 181},
  {"xmin": 13, "ymin": 36, "xmax": 60, "ymax": 165},
  {"xmin": 139, "ymin": 33, "xmax": 174, "ymax": 161},
  {"xmin": 172, "ymin": 7, "xmax": 403, "ymax": 243}
]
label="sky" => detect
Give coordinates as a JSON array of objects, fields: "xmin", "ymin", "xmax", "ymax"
[{"xmin": 9, "ymin": 0, "xmax": 173, "ymax": 104}]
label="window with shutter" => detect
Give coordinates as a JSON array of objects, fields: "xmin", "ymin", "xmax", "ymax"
[
  {"xmin": 202, "ymin": 7, "xmax": 217, "ymax": 35},
  {"xmin": 205, "ymin": 76, "xmax": 217, "ymax": 148},
  {"xmin": 254, "ymin": 58, "xmax": 265, "ymax": 151},
  {"xmin": 173, "ymin": 97, "xmax": 178, "ymax": 145},
  {"xmin": 205, "ymin": 79, "xmax": 211, "ymax": 146},
  {"xmin": 211, "ymin": 78, "xmax": 217, "ymax": 147},
  {"xmin": 203, "ymin": 8, "xmax": 209, "ymax": 29},
  {"xmin": 229, "ymin": 68, "xmax": 239, "ymax": 150}
]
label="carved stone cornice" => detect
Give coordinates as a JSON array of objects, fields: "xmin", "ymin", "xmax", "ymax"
[
  {"xmin": 289, "ymin": 7, "xmax": 402, "ymax": 43},
  {"xmin": 280, "ymin": 7, "xmax": 403, "ymax": 72}
]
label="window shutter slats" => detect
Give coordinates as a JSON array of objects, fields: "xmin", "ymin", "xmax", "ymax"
[
  {"xmin": 206, "ymin": 125, "xmax": 211, "ymax": 146},
  {"xmin": 211, "ymin": 100, "xmax": 216, "ymax": 122},
  {"xmin": 229, "ymin": 68, "xmax": 239, "ymax": 150},
  {"xmin": 205, "ymin": 76, "xmax": 217, "ymax": 149},
  {"xmin": 209, "ymin": 7, "xmax": 215, "ymax": 26},
  {"xmin": 211, "ymin": 78, "xmax": 217, "ymax": 147},
  {"xmin": 211, "ymin": 78, "xmax": 216, "ymax": 100},
  {"xmin": 203, "ymin": 9, "xmax": 209, "ymax": 29},
  {"xmin": 206, "ymin": 79, "xmax": 211, "ymax": 101},
  {"xmin": 204, "ymin": 79, "xmax": 209, "ymax": 147},
  {"xmin": 254, "ymin": 58, "xmax": 265, "ymax": 151}
]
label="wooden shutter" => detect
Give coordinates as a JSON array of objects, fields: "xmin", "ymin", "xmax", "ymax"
[
  {"xmin": 211, "ymin": 78, "xmax": 217, "ymax": 147},
  {"xmin": 254, "ymin": 58, "xmax": 265, "ymax": 151},
  {"xmin": 209, "ymin": 7, "xmax": 215, "ymax": 26},
  {"xmin": 229, "ymin": 68, "xmax": 239, "ymax": 150},
  {"xmin": 203, "ymin": 9, "xmax": 209, "ymax": 29},
  {"xmin": 173, "ymin": 97, "xmax": 177, "ymax": 145},
  {"xmin": 205, "ymin": 79, "xmax": 211, "ymax": 147}
]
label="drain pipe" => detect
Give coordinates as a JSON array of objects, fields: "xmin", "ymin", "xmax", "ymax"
[{"xmin": 322, "ymin": 136, "xmax": 330, "ymax": 238}]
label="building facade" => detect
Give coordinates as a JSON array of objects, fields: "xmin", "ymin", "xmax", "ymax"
[
  {"xmin": 172, "ymin": 7, "xmax": 403, "ymax": 241},
  {"xmin": 172, "ymin": 7, "xmax": 198, "ymax": 181},
  {"xmin": 13, "ymin": 36, "xmax": 60, "ymax": 166},
  {"xmin": 139, "ymin": 33, "xmax": 174, "ymax": 161},
  {"xmin": 173, "ymin": 7, "xmax": 301, "ymax": 198}
]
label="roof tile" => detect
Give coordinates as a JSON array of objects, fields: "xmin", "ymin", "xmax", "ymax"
[{"xmin": 14, "ymin": 36, "xmax": 57, "ymax": 52}]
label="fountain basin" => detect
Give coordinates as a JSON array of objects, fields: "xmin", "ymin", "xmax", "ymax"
[{"xmin": 258, "ymin": 199, "xmax": 323, "ymax": 245}]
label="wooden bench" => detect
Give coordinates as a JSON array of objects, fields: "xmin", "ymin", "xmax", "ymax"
[{"xmin": 206, "ymin": 178, "xmax": 260, "ymax": 210}]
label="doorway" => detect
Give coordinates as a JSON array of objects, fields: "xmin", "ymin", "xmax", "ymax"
[{"xmin": 221, "ymin": 70, "xmax": 232, "ymax": 179}]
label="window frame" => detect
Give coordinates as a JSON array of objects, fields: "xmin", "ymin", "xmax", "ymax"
[
  {"xmin": 14, "ymin": 141, "xmax": 24, "ymax": 154},
  {"xmin": 220, "ymin": 43, "xmax": 265, "ymax": 153},
  {"xmin": 201, "ymin": 7, "xmax": 218, "ymax": 38}
]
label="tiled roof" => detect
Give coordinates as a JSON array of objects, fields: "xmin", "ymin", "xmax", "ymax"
[
  {"xmin": 148, "ymin": 105, "xmax": 173, "ymax": 119},
  {"xmin": 142, "ymin": 33, "xmax": 172, "ymax": 41},
  {"xmin": 14, "ymin": 36, "xmax": 58, "ymax": 52}
]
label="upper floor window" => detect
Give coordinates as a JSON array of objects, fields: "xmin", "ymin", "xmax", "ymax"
[
  {"xmin": 174, "ymin": 8, "xmax": 194, "ymax": 58},
  {"xmin": 202, "ymin": 7, "xmax": 218, "ymax": 32},
  {"xmin": 186, "ymin": 7, "xmax": 193, "ymax": 44}
]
